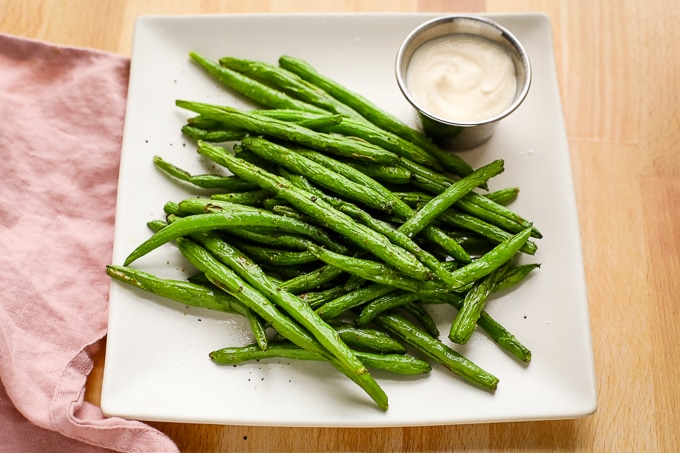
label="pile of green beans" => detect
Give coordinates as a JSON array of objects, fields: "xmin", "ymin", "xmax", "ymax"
[{"xmin": 107, "ymin": 53, "xmax": 542, "ymax": 411}]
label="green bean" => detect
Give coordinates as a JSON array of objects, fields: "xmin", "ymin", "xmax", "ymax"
[
  {"xmin": 153, "ymin": 155, "xmax": 258, "ymax": 191},
  {"xmin": 494, "ymin": 263, "xmax": 541, "ymax": 293},
  {"xmin": 316, "ymin": 283, "xmax": 397, "ymax": 320},
  {"xmin": 341, "ymin": 160, "xmax": 413, "ymax": 185},
  {"xmin": 447, "ymin": 227, "xmax": 533, "ymax": 290},
  {"xmin": 278, "ymin": 55, "xmax": 475, "ymax": 178},
  {"xmin": 177, "ymin": 100, "xmax": 399, "ymax": 165},
  {"xmin": 449, "ymin": 267, "xmax": 505, "ymax": 345},
  {"xmin": 306, "ymin": 244, "xmax": 448, "ymax": 295},
  {"xmin": 436, "ymin": 210, "xmax": 538, "ymax": 256},
  {"xmin": 328, "ymin": 321, "xmax": 407, "ymax": 355},
  {"xmin": 355, "ymin": 291, "xmax": 421, "ymax": 327},
  {"xmin": 297, "ymin": 285, "xmax": 348, "ymax": 309},
  {"xmin": 278, "ymin": 264, "xmax": 345, "ymax": 294},
  {"xmin": 176, "ymin": 235, "xmax": 388, "ymax": 410},
  {"xmin": 231, "ymin": 242, "xmax": 319, "ymax": 266},
  {"xmin": 375, "ymin": 313, "xmax": 498, "ymax": 391},
  {"xmin": 220, "ymin": 228, "xmax": 308, "ymax": 251},
  {"xmin": 241, "ymin": 136, "xmax": 394, "ymax": 212},
  {"xmin": 174, "ymin": 197, "xmax": 347, "ymax": 253},
  {"xmin": 191, "ymin": 230, "xmax": 391, "ymax": 403},
  {"xmin": 428, "ymin": 293, "xmax": 532, "ymax": 364},
  {"xmin": 190, "ymin": 52, "xmax": 328, "ymax": 114},
  {"xmin": 280, "ymin": 170, "xmax": 472, "ymax": 286},
  {"xmin": 105, "ymin": 265, "xmax": 269, "ymax": 351},
  {"xmin": 462, "ymin": 192, "xmax": 541, "ymax": 238},
  {"xmin": 124, "ymin": 207, "xmax": 341, "ymax": 266},
  {"xmin": 211, "ymin": 190, "xmax": 269, "ymax": 206},
  {"xmin": 219, "ymin": 57, "xmax": 365, "ymax": 120},
  {"xmin": 398, "ymin": 160, "xmax": 504, "ymax": 238},
  {"xmin": 197, "ymin": 141, "xmax": 433, "ymax": 282},
  {"xmin": 181, "ymin": 125, "xmax": 248, "ymax": 143},
  {"xmin": 484, "ymin": 187, "xmax": 520, "ymax": 205},
  {"xmin": 210, "ymin": 343, "xmax": 431, "ymax": 375},
  {"xmin": 254, "ymin": 108, "xmax": 443, "ymax": 170},
  {"xmin": 283, "ymin": 144, "xmax": 470, "ymax": 264}
]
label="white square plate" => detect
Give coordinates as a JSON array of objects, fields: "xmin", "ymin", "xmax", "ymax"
[{"xmin": 102, "ymin": 13, "xmax": 597, "ymax": 426}]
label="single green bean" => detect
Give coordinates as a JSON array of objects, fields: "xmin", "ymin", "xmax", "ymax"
[
  {"xmin": 210, "ymin": 343, "xmax": 431, "ymax": 375},
  {"xmin": 485, "ymin": 187, "xmax": 520, "ymax": 205},
  {"xmin": 446, "ymin": 227, "xmax": 533, "ymax": 290},
  {"xmin": 355, "ymin": 291, "xmax": 421, "ymax": 327},
  {"xmin": 328, "ymin": 321, "xmax": 407, "ymax": 355},
  {"xmin": 278, "ymin": 264, "xmax": 345, "ymax": 294},
  {"xmin": 375, "ymin": 313, "xmax": 498, "ymax": 391},
  {"xmin": 210, "ymin": 190, "xmax": 269, "ymax": 206},
  {"xmin": 316, "ymin": 283, "xmax": 397, "ymax": 320},
  {"xmin": 449, "ymin": 268, "xmax": 504, "ymax": 345},
  {"xmin": 153, "ymin": 155, "xmax": 258, "ymax": 191}
]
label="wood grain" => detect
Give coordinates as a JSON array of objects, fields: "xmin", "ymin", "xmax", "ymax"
[{"xmin": 3, "ymin": 0, "xmax": 680, "ymax": 451}]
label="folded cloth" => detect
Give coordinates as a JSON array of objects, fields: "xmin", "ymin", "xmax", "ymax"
[{"xmin": 0, "ymin": 33, "xmax": 179, "ymax": 453}]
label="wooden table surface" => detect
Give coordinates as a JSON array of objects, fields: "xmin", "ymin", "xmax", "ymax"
[{"xmin": 3, "ymin": 1, "xmax": 679, "ymax": 452}]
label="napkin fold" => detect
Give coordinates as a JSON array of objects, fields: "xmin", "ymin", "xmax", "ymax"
[{"xmin": 0, "ymin": 33, "xmax": 179, "ymax": 453}]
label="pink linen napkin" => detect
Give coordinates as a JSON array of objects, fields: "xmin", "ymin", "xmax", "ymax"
[{"xmin": 0, "ymin": 33, "xmax": 179, "ymax": 453}]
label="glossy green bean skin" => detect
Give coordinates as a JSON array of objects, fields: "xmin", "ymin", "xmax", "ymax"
[
  {"xmin": 153, "ymin": 155, "xmax": 258, "ymax": 191},
  {"xmin": 277, "ymin": 55, "xmax": 475, "ymax": 178},
  {"xmin": 329, "ymin": 321, "xmax": 407, "ymax": 355},
  {"xmin": 176, "ymin": 236, "xmax": 389, "ymax": 410},
  {"xmin": 316, "ymin": 283, "xmax": 397, "ymax": 320},
  {"xmin": 181, "ymin": 125, "xmax": 247, "ymax": 143},
  {"xmin": 123, "ymin": 205, "xmax": 343, "ymax": 266},
  {"xmin": 190, "ymin": 230, "xmax": 391, "ymax": 406},
  {"xmin": 398, "ymin": 160, "xmax": 504, "ymax": 238},
  {"xmin": 436, "ymin": 210, "xmax": 538, "ymax": 256},
  {"xmin": 485, "ymin": 187, "xmax": 520, "ymax": 205},
  {"xmin": 219, "ymin": 57, "xmax": 364, "ymax": 120},
  {"xmin": 282, "ymin": 146, "xmax": 470, "ymax": 265},
  {"xmin": 254, "ymin": 108, "xmax": 443, "ymax": 170},
  {"xmin": 375, "ymin": 313, "xmax": 499, "ymax": 391},
  {"xmin": 177, "ymin": 100, "xmax": 399, "ymax": 165},
  {"xmin": 197, "ymin": 141, "xmax": 433, "ymax": 282},
  {"xmin": 190, "ymin": 52, "xmax": 327, "ymax": 114},
  {"xmin": 278, "ymin": 264, "xmax": 345, "ymax": 294},
  {"xmin": 280, "ymin": 168, "xmax": 471, "ymax": 286},
  {"xmin": 449, "ymin": 269, "xmax": 503, "ymax": 345},
  {"xmin": 447, "ymin": 228, "xmax": 533, "ymax": 290},
  {"xmin": 174, "ymin": 197, "xmax": 347, "ymax": 253},
  {"xmin": 210, "ymin": 343, "xmax": 431, "ymax": 375},
  {"xmin": 355, "ymin": 291, "xmax": 421, "ymax": 327},
  {"xmin": 240, "ymin": 136, "xmax": 394, "ymax": 212},
  {"xmin": 210, "ymin": 190, "xmax": 269, "ymax": 207},
  {"xmin": 306, "ymin": 244, "xmax": 448, "ymax": 295},
  {"xmin": 298, "ymin": 285, "xmax": 347, "ymax": 309}
]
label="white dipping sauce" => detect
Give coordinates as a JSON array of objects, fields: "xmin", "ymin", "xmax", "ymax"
[{"xmin": 406, "ymin": 34, "xmax": 517, "ymax": 123}]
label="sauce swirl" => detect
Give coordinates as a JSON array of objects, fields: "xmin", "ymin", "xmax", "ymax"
[{"xmin": 406, "ymin": 34, "xmax": 517, "ymax": 123}]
